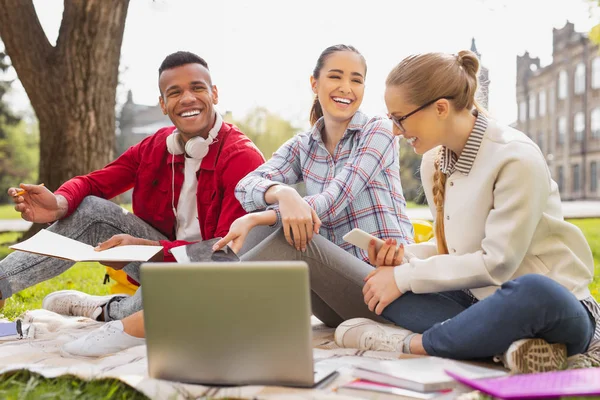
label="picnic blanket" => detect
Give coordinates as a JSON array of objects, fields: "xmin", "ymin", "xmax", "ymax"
[
  {"xmin": 2, "ymin": 310, "xmax": 598, "ymax": 399},
  {"xmin": 0, "ymin": 310, "xmax": 418, "ymax": 399}
]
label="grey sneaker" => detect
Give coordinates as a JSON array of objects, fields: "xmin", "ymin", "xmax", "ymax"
[
  {"xmin": 42, "ymin": 290, "xmax": 121, "ymax": 320},
  {"xmin": 495, "ymin": 338, "xmax": 567, "ymax": 374},
  {"xmin": 334, "ymin": 318, "xmax": 413, "ymax": 352}
]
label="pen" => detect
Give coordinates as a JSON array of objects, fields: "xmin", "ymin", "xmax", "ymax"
[{"xmin": 14, "ymin": 183, "xmax": 44, "ymax": 197}]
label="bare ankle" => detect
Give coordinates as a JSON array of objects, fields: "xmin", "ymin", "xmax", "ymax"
[
  {"xmin": 409, "ymin": 334, "xmax": 428, "ymax": 355},
  {"xmin": 121, "ymin": 312, "xmax": 145, "ymax": 338}
]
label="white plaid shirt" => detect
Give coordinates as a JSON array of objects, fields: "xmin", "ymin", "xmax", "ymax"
[{"xmin": 236, "ymin": 111, "xmax": 414, "ymax": 262}]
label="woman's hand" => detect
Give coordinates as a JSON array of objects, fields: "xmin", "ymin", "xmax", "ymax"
[
  {"xmin": 269, "ymin": 186, "xmax": 321, "ymax": 251},
  {"xmin": 363, "ymin": 267, "xmax": 403, "ymax": 315},
  {"xmin": 368, "ymin": 238, "xmax": 404, "ymax": 267},
  {"xmin": 212, "ymin": 214, "xmax": 257, "ymax": 254}
]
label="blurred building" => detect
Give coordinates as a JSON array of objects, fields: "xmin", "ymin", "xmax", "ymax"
[
  {"xmin": 116, "ymin": 90, "xmax": 171, "ymax": 156},
  {"xmin": 516, "ymin": 21, "xmax": 600, "ymax": 200},
  {"xmin": 471, "ymin": 38, "xmax": 490, "ymax": 110}
]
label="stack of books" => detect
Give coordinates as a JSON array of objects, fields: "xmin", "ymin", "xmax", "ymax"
[{"xmin": 335, "ymin": 357, "xmax": 506, "ymax": 399}]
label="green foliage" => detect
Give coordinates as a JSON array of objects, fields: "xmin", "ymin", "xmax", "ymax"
[
  {"xmin": 229, "ymin": 107, "xmax": 300, "ymax": 160},
  {"xmin": 0, "ymin": 52, "xmax": 20, "ymax": 130},
  {"xmin": 399, "ymin": 141, "xmax": 425, "ymax": 204},
  {"xmin": 0, "ymin": 52, "xmax": 37, "ymax": 204},
  {"xmin": 0, "ymin": 120, "xmax": 39, "ymax": 204}
]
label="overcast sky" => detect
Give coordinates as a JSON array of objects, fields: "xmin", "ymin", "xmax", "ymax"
[{"xmin": 5, "ymin": 0, "xmax": 599, "ymax": 129}]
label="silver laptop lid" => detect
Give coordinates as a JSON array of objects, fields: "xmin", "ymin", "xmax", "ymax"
[{"xmin": 140, "ymin": 261, "xmax": 314, "ymax": 387}]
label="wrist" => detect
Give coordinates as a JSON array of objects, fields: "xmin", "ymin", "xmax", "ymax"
[
  {"xmin": 55, "ymin": 195, "xmax": 69, "ymax": 220},
  {"xmin": 266, "ymin": 185, "xmax": 295, "ymax": 204}
]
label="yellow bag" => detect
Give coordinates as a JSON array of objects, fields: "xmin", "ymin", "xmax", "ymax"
[
  {"xmin": 105, "ymin": 267, "xmax": 139, "ymax": 296},
  {"xmin": 412, "ymin": 219, "xmax": 434, "ymax": 243}
]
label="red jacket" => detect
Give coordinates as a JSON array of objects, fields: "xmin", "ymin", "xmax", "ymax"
[{"xmin": 55, "ymin": 122, "xmax": 265, "ymax": 262}]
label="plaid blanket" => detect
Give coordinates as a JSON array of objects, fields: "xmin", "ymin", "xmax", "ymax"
[{"xmin": 0, "ymin": 310, "xmax": 409, "ymax": 399}]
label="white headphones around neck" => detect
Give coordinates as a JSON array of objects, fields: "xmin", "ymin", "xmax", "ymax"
[
  {"xmin": 167, "ymin": 112, "xmax": 222, "ymax": 233},
  {"xmin": 166, "ymin": 130, "xmax": 216, "ymax": 159}
]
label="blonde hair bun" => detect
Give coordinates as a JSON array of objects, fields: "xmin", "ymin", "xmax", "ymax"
[{"xmin": 457, "ymin": 50, "xmax": 480, "ymax": 79}]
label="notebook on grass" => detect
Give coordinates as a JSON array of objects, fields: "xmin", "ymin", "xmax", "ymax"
[{"xmin": 445, "ymin": 367, "xmax": 600, "ymax": 399}]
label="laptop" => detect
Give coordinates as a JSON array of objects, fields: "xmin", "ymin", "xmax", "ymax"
[{"xmin": 140, "ymin": 261, "xmax": 338, "ymax": 388}]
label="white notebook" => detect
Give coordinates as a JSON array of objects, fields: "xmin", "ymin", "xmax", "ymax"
[
  {"xmin": 352, "ymin": 357, "xmax": 507, "ymax": 392},
  {"xmin": 10, "ymin": 229, "xmax": 163, "ymax": 262}
]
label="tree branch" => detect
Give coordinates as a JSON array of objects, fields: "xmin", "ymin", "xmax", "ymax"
[{"xmin": 0, "ymin": 0, "xmax": 54, "ymax": 79}]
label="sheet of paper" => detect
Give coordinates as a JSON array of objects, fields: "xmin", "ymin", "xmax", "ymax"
[{"xmin": 10, "ymin": 229, "xmax": 163, "ymax": 262}]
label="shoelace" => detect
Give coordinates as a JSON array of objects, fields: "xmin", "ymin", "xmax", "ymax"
[
  {"xmin": 70, "ymin": 300, "xmax": 100, "ymax": 318},
  {"xmin": 493, "ymin": 354, "xmax": 507, "ymax": 367},
  {"xmin": 363, "ymin": 332, "xmax": 404, "ymax": 352}
]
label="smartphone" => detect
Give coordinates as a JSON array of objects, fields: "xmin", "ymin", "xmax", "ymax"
[
  {"xmin": 0, "ymin": 320, "xmax": 23, "ymax": 340},
  {"xmin": 343, "ymin": 228, "xmax": 385, "ymax": 253},
  {"xmin": 169, "ymin": 238, "xmax": 240, "ymax": 263}
]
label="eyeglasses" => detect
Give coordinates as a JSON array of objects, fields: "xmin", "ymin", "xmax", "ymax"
[{"xmin": 388, "ymin": 97, "xmax": 454, "ymax": 133}]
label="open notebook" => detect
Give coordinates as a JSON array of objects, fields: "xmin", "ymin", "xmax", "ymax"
[
  {"xmin": 10, "ymin": 229, "xmax": 163, "ymax": 262},
  {"xmin": 446, "ymin": 368, "xmax": 600, "ymax": 399}
]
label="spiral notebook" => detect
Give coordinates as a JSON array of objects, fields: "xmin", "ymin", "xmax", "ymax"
[{"xmin": 445, "ymin": 368, "xmax": 600, "ymax": 399}]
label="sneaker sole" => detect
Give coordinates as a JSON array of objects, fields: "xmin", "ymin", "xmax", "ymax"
[{"xmin": 506, "ymin": 338, "xmax": 567, "ymax": 374}]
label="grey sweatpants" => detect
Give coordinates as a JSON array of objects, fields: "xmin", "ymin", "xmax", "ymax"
[
  {"xmin": 0, "ymin": 196, "xmax": 381, "ymax": 326},
  {"xmin": 0, "ymin": 196, "xmax": 167, "ymax": 320},
  {"xmin": 239, "ymin": 225, "xmax": 385, "ymax": 327}
]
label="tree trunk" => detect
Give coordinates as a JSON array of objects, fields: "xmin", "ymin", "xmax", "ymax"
[{"xmin": 0, "ymin": 0, "xmax": 130, "ymax": 237}]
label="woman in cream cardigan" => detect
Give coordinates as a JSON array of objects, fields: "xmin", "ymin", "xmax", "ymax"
[{"xmin": 334, "ymin": 50, "xmax": 599, "ymax": 374}]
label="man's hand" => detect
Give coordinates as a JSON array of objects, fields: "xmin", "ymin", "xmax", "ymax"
[
  {"xmin": 363, "ymin": 267, "xmax": 403, "ymax": 315},
  {"xmin": 8, "ymin": 183, "xmax": 68, "ymax": 223},
  {"xmin": 95, "ymin": 234, "xmax": 161, "ymax": 270},
  {"xmin": 368, "ymin": 238, "xmax": 404, "ymax": 267}
]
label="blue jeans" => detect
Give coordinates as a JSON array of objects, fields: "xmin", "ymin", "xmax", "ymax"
[{"xmin": 382, "ymin": 274, "xmax": 595, "ymax": 359}]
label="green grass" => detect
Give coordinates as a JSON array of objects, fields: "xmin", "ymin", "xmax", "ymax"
[
  {"xmin": 406, "ymin": 201, "xmax": 426, "ymax": 209},
  {"xmin": 0, "ymin": 370, "xmax": 148, "ymax": 400},
  {"xmin": 569, "ymin": 219, "xmax": 600, "ymax": 299},
  {"xmin": 0, "ymin": 233, "xmax": 138, "ymax": 398},
  {"xmin": 0, "ymin": 204, "xmax": 20, "ymax": 220}
]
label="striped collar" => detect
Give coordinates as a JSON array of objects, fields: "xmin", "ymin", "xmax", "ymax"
[{"xmin": 439, "ymin": 111, "xmax": 488, "ymax": 176}]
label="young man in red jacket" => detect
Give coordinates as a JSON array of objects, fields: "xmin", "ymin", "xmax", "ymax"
[{"xmin": 2, "ymin": 51, "xmax": 265, "ymax": 322}]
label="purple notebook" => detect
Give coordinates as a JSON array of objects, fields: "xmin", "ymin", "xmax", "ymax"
[{"xmin": 445, "ymin": 368, "xmax": 600, "ymax": 399}]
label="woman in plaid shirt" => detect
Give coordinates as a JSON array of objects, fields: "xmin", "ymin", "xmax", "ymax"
[{"xmin": 214, "ymin": 44, "xmax": 414, "ymax": 327}]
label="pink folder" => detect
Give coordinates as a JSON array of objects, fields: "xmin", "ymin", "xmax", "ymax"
[{"xmin": 445, "ymin": 368, "xmax": 600, "ymax": 399}]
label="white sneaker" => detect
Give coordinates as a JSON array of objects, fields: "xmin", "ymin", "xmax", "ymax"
[
  {"xmin": 61, "ymin": 320, "xmax": 145, "ymax": 358},
  {"xmin": 335, "ymin": 318, "xmax": 413, "ymax": 352},
  {"xmin": 495, "ymin": 338, "xmax": 567, "ymax": 374},
  {"xmin": 42, "ymin": 290, "xmax": 122, "ymax": 320}
]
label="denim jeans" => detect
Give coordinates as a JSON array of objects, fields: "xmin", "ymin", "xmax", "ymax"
[
  {"xmin": 0, "ymin": 196, "xmax": 167, "ymax": 320},
  {"xmin": 382, "ymin": 274, "xmax": 596, "ymax": 358}
]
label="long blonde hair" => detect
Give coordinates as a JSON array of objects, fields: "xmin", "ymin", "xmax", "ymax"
[{"xmin": 386, "ymin": 50, "xmax": 484, "ymax": 254}]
